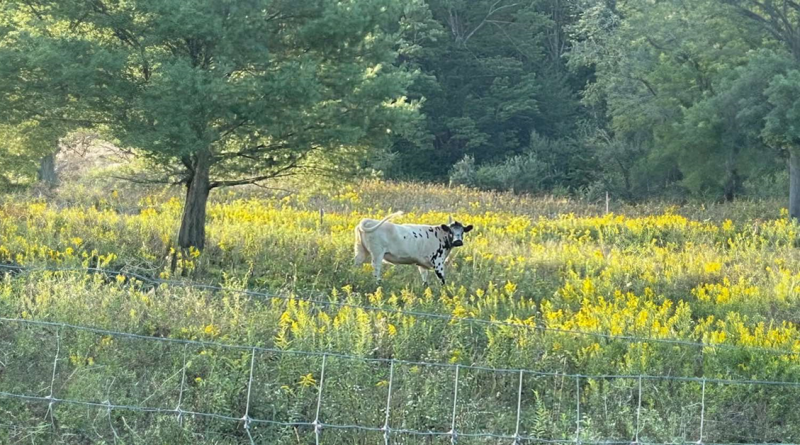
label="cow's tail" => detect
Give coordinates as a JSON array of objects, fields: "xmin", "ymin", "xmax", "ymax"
[{"xmin": 359, "ymin": 211, "xmax": 403, "ymax": 233}]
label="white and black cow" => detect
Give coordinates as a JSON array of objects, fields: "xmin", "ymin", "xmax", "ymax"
[{"xmin": 354, "ymin": 211, "xmax": 473, "ymax": 285}]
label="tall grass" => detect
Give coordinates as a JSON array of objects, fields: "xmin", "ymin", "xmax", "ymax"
[{"xmin": 1, "ymin": 180, "xmax": 800, "ymax": 443}]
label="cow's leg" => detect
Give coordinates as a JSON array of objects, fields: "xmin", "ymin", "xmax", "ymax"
[
  {"xmin": 354, "ymin": 240, "xmax": 370, "ymax": 266},
  {"xmin": 370, "ymin": 250, "xmax": 385, "ymax": 284},
  {"xmin": 433, "ymin": 258, "xmax": 446, "ymax": 285},
  {"xmin": 417, "ymin": 266, "xmax": 429, "ymax": 286},
  {"xmin": 354, "ymin": 227, "xmax": 371, "ymax": 266}
]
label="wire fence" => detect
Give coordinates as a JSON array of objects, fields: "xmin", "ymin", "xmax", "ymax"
[
  {"xmin": 6, "ymin": 194, "xmax": 800, "ymax": 442},
  {"xmin": 3, "ymin": 316, "xmax": 800, "ymax": 444},
  {"xmin": 2, "ymin": 263, "xmax": 799, "ymax": 358}
]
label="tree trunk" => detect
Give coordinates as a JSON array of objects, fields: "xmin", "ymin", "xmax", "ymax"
[
  {"xmin": 791, "ymin": 151, "xmax": 800, "ymax": 221},
  {"xmin": 178, "ymin": 151, "xmax": 211, "ymax": 251},
  {"xmin": 723, "ymin": 169, "xmax": 738, "ymax": 203},
  {"xmin": 37, "ymin": 153, "xmax": 57, "ymax": 188}
]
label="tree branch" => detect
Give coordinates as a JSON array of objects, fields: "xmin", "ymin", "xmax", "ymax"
[
  {"xmin": 22, "ymin": 0, "xmax": 54, "ymax": 38},
  {"xmin": 461, "ymin": 1, "xmax": 519, "ymax": 47},
  {"xmin": 624, "ymin": 75, "xmax": 658, "ymax": 97},
  {"xmin": 722, "ymin": 0, "xmax": 792, "ymax": 42},
  {"xmin": 217, "ymin": 119, "xmax": 248, "ymax": 141},
  {"xmin": 209, "ymin": 154, "xmax": 306, "ymax": 189},
  {"xmin": 111, "ymin": 174, "xmax": 186, "ymax": 186},
  {"xmin": 180, "ymin": 155, "xmax": 194, "ymax": 174}
]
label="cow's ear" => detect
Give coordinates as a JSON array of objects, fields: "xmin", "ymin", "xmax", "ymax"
[
  {"xmin": 440, "ymin": 224, "xmax": 451, "ymax": 232},
  {"xmin": 464, "ymin": 225, "xmax": 473, "ymax": 233}
]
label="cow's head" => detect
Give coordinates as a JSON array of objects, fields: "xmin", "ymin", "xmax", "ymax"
[{"xmin": 440, "ymin": 216, "xmax": 473, "ymax": 248}]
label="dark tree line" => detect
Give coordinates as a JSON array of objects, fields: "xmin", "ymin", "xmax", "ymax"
[{"xmin": 380, "ymin": 0, "xmax": 800, "ymax": 216}]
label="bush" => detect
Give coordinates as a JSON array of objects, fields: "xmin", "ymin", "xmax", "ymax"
[
  {"xmin": 476, "ymin": 152, "xmax": 549, "ymax": 193},
  {"xmin": 449, "ymin": 132, "xmax": 598, "ymax": 195},
  {"xmin": 449, "ymin": 152, "xmax": 549, "ymax": 194},
  {"xmin": 743, "ymin": 169, "xmax": 790, "ymax": 199},
  {"xmin": 448, "ymin": 155, "xmax": 478, "ymax": 188}
]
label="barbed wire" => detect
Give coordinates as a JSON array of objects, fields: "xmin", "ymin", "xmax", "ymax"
[
  {"xmin": 2, "ymin": 262, "xmax": 799, "ymax": 358},
  {"xmin": 2, "ymin": 317, "xmax": 800, "ymax": 444}
]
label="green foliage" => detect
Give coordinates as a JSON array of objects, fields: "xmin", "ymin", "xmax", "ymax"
[
  {"xmin": 0, "ymin": 0, "xmax": 429, "ymax": 248},
  {"xmin": 0, "ymin": 121, "xmax": 56, "ymax": 187},
  {"xmin": 673, "ymin": 50, "xmax": 792, "ymax": 199},
  {"xmin": 384, "ymin": 0, "xmax": 587, "ymax": 180},
  {"xmin": 1, "ymin": 0, "xmax": 423, "ymax": 183},
  {"xmin": 449, "ymin": 131, "xmax": 594, "ymax": 195},
  {"xmin": 764, "ymin": 69, "xmax": 800, "ymax": 151},
  {"xmin": 566, "ymin": 0, "xmax": 800, "ymax": 202},
  {"xmin": 6, "ymin": 0, "xmax": 800, "ymax": 205}
]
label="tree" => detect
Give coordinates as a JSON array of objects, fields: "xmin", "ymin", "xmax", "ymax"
[
  {"xmin": 763, "ymin": 69, "xmax": 800, "ymax": 212},
  {"xmin": 0, "ymin": 0, "xmax": 423, "ymax": 249},
  {"xmin": 718, "ymin": 0, "xmax": 800, "ymax": 216},
  {"xmin": 0, "ymin": 5, "xmax": 64, "ymax": 189},
  {"xmin": 674, "ymin": 50, "xmax": 792, "ymax": 201},
  {"xmin": 568, "ymin": 0, "xmax": 765, "ymax": 200},
  {"xmin": 0, "ymin": 121, "xmax": 61, "ymax": 188}
]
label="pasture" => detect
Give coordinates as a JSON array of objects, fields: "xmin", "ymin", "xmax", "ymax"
[{"xmin": 2, "ymin": 180, "xmax": 800, "ymax": 444}]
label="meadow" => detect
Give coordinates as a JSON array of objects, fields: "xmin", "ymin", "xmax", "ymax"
[{"xmin": 2, "ymin": 180, "xmax": 800, "ymax": 444}]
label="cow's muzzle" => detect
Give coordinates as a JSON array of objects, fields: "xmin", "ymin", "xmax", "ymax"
[{"xmin": 452, "ymin": 240, "xmax": 463, "ymax": 247}]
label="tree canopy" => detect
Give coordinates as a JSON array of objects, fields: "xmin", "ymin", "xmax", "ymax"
[
  {"xmin": 5, "ymin": 0, "xmax": 800, "ymax": 219},
  {"xmin": 1, "ymin": 0, "xmax": 424, "ymax": 248}
]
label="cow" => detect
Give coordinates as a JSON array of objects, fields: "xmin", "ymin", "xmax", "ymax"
[{"xmin": 354, "ymin": 211, "xmax": 473, "ymax": 285}]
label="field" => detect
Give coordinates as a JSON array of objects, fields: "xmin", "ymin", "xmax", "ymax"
[{"xmin": 2, "ymin": 180, "xmax": 800, "ymax": 444}]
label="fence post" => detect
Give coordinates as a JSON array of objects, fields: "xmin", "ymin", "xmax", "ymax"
[
  {"xmin": 314, "ymin": 354, "xmax": 328, "ymax": 445},
  {"xmin": 575, "ymin": 375, "xmax": 581, "ymax": 445},
  {"xmin": 635, "ymin": 375, "xmax": 642, "ymax": 444},
  {"xmin": 242, "ymin": 347, "xmax": 257, "ymax": 445},
  {"xmin": 513, "ymin": 370, "xmax": 524, "ymax": 445},
  {"xmin": 46, "ymin": 328, "xmax": 61, "ymax": 431},
  {"xmin": 383, "ymin": 360, "xmax": 395, "ymax": 445},
  {"xmin": 605, "ymin": 191, "xmax": 610, "ymax": 215},
  {"xmin": 450, "ymin": 365, "xmax": 460, "ymax": 444},
  {"xmin": 698, "ymin": 378, "xmax": 706, "ymax": 444},
  {"xmin": 176, "ymin": 344, "xmax": 188, "ymax": 426}
]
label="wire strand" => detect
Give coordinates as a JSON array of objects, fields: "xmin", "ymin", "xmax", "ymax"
[
  {"xmin": 2, "ymin": 387, "xmax": 795, "ymax": 445},
  {"xmin": 3, "ymin": 263, "xmax": 799, "ymax": 357},
  {"xmin": 3, "ymin": 316, "xmax": 800, "ymax": 388}
]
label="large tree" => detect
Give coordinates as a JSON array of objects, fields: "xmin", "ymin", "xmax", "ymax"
[
  {"xmin": 719, "ymin": 0, "xmax": 800, "ymax": 217},
  {"xmin": 568, "ymin": 0, "xmax": 770, "ymax": 200},
  {"xmin": 0, "ymin": 0, "xmax": 423, "ymax": 249}
]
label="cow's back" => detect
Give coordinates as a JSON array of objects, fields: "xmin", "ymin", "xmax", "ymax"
[{"xmin": 382, "ymin": 224, "xmax": 443, "ymax": 265}]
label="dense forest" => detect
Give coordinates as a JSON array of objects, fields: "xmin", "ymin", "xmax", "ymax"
[
  {"xmin": 382, "ymin": 0, "xmax": 800, "ymax": 207},
  {"xmin": 4, "ymin": 0, "xmax": 800, "ymax": 244}
]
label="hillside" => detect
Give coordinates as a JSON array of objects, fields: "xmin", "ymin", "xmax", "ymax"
[{"xmin": 2, "ymin": 181, "xmax": 800, "ymax": 444}]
